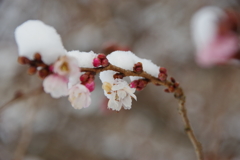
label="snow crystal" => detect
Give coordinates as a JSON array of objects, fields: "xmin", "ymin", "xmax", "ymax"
[
  {"xmin": 15, "ymin": 20, "xmax": 66, "ymax": 65},
  {"xmin": 67, "ymin": 50, "xmax": 97, "ymax": 68}
]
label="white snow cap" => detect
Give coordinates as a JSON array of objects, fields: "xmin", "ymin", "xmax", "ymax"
[
  {"xmin": 15, "ymin": 20, "xmax": 66, "ymax": 65},
  {"xmin": 191, "ymin": 6, "xmax": 226, "ymax": 51},
  {"xmin": 136, "ymin": 58, "xmax": 160, "ymax": 77},
  {"xmin": 67, "ymin": 50, "xmax": 97, "ymax": 68},
  {"xmin": 107, "ymin": 51, "xmax": 138, "ymax": 70},
  {"xmin": 107, "ymin": 50, "xmax": 160, "ymax": 78}
]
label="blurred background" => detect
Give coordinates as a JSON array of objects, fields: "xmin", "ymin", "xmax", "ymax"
[{"xmin": 1, "ymin": 0, "xmax": 240, "ymax": 160}]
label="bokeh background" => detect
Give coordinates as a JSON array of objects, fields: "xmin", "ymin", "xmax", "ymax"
[{"xmin": 1, "ymin": 0, "xmax": 240, "ymax": 160}]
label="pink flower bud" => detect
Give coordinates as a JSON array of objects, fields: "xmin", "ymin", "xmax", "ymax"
[
  {"xmin": 159, "ymin": 67, "xmax": 167, "ymax": 74},
  {"xmin": 98, "ymin": 54, "xmax": 106, "ymax": 59},
  {"xmin": 49, "ymin": 65, "xmax": 54, "ymax": 72},
  {"xmin": 101, "ymin": 59, "xmax": 109, "ymax": 67},
  {"xmin": 85, "ymin": 81, "xmax": 95, "ymax": 92},
  {"xmin": 93, "ymin": 58, "xmax": 101, "ymax": 67},
  {"xmin": 158, "ymin": 73, "xmax": 167, "ymax": 81},
  {"xmin": 133, "ymin": 62, "xmax": 143, "ymax": 73},
  {"xmin": 80, "ymin": 74, "xmax": 89, "ymax": 83},
  {"xmin": 129, "ymin": 80, "xmax": 138, "ymax": 88}
]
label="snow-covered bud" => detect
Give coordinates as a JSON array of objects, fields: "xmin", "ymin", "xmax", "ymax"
[
  {"xmin": 101, "ymin": 58, "xmax": 109, "ymax": 67},
  {"xmin": 113, "ymin": 73, "xmax": 124, "ymax": 79},
  {"xmin": 68, "ymin": 84, "xmax": 91, "ymax": 109},
  {"xmin": 18, "ymin": 57, "xmax": 30, "ymax": 65},
  {"xmin": 133, "ymin": 62, "xmax": 143, "ymax": 73},
  {"xmin": 93, "ymin": 58, "xmax": 101, "ymax": 67},
  {"xmin": 85, "ymin": 81, "xmax": 95, "ymax": 92},
  {"xmin": 15, "ymin": 20, "xmax": 66, "ymax": 65}
]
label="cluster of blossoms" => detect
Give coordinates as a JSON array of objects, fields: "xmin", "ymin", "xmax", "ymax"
[
  {"xmin": 191, "ymin": 6, "xmax": 240, "ymax": 67},
  {"xmin": 15, "ymin": 20, "xmax": 170, "ymax": 111}
]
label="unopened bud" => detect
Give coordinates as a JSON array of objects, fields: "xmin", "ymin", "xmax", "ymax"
[
  {"xmin": 159, "ymin": 67, "xmax": 167, "ymax": 74},
  {"xmin": 28, "ymin": 66, "xmax": 37, "ymax": 75},
  {"xmin": 38, "ymin": 68, "xmax": 49, "ymax": 79},
  {"xmin": 168, "ymin": 86, "xmax": 175, "ymax": 92},
  {"xmin": 93, "ymin": 58, "xmax": 101, "ymax": 67},
  {"xmin": 102, "ymin": 59, "xmax": 109, "ymax": 67},
  {"xmin": 85, "ymin": 81, "xmax": 95, "ymax": 92},
  {"xmin": 170, "ymin": 77, "xmax": 176, "ymax": 83},
  {"xmin": 129, "ymin": 80, "xmax": 138, "ymax": 88},
  {"xmin": 133, "ymin": 62, "xmax": 143, "ymax": 73},
  {"xmin": 164, "ymin": 89, "xmax": 170, "ymax": 93},
  {"xmin": 113, "ymin": 73, "xmax": 124, "ymax": 79},
  {"xmin": 18, "ymin": 57, "xmax": 30, "ymax": 65},
  {"xmin": 158, "ymin": 73, "xmax": 167, "ymax": 81},
  {"xmin": 174, "ymin": 82, "xmax": 179, "ymax": 88},
  {"xmin": 34, "ymin": 53, "xmax": 42, "ymax": 61},
  {"xmin": 80, "ymin": 74, "xmax": 89, "ymax": 83},
  {"xmin": 98, "ymin": 54, "xmax": 106, "ymax": 60}
]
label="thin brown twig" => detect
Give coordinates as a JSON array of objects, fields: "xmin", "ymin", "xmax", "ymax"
[
  {"xmin": 0, "ymin": 86, "xmax": 43, "ymax": 114},
  {"xmin": 13, "ymin": 101, "xmax": 39, "ymax": 160},
  {"xmin": 81, "ymin": 64, "xmax": 204, "ymax": 160}
]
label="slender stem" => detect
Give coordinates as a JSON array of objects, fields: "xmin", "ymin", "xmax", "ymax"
[
  {"xmin": 81, "ymin": 64, "xmax": 204, "ymax": 160},
  {"xmin": 0, "ymin": 87, "xmax": 43, "ymax": 114}
]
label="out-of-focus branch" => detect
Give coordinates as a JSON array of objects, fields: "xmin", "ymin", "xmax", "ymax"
[
  {"xmin": 81, "ymin": 64, "xmax": 204, "ymax": 160},
  {"xmin": 0, "ymin": 86, "xmax": 43, "ymax": 114},
  {"xmin": 13, "ymin": 103, "xmax": 38, "ymax": 160}
]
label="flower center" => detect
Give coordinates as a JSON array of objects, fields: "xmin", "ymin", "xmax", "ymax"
[{"xmin": 61, "ymin": 62, "xmax": 69, "ymax": 72}]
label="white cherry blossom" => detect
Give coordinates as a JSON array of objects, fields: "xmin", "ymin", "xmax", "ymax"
[
  {"xmin": 102, "ymin": 79, "xmax": 137, "ymax": 111},
  {"xmin": 68, "ymin": 84, "xmax": 91, "ymax": 109}
]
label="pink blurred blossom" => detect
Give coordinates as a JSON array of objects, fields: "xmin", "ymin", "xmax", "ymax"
[
  {"xmin": 196, "ymin": 34, "xmax": 239, "ymax": 67},
  {"xmin": 43, "ymin": 74, "xmax": 69, "ymax": 98}
]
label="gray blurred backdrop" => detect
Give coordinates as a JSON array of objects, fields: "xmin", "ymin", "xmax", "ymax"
[{"xmin": 1, "ymin": 0, "xmax": 240, "ymax": 160}]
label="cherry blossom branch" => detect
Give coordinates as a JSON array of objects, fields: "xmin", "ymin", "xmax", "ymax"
[
  {"xmin": 81, "ymin": 64, "xmax": 204, "ymax": 160},
  {"xmin": 0, "ymin": 87, "xmax": 43, "ymax": 114}
]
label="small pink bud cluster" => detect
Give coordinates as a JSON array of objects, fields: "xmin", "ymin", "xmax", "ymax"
[
  {"xmin": 158, "ymin": 67, "xmax": 168, "ymax": 81},
  {"xmin": 93, "ymin": 54, "xmax": 109, "ymax": 67},
  {"xmin": 80, "ymin": 72, "xmax": 95, "ymax": 92},
  {"xmin": 164, "ymin": 77, "xmax": 179, "ymax": 93},
  {"xmin": 130, "ymin": 79, "xmax": 149, "ymax": 91},
  {"xmin": 133, "ymin": 62, "xmax": 143, "ymax": 73},
  {"xmin": 18, "ymin": 53, "xmax": 51, "ymax": 79}
]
